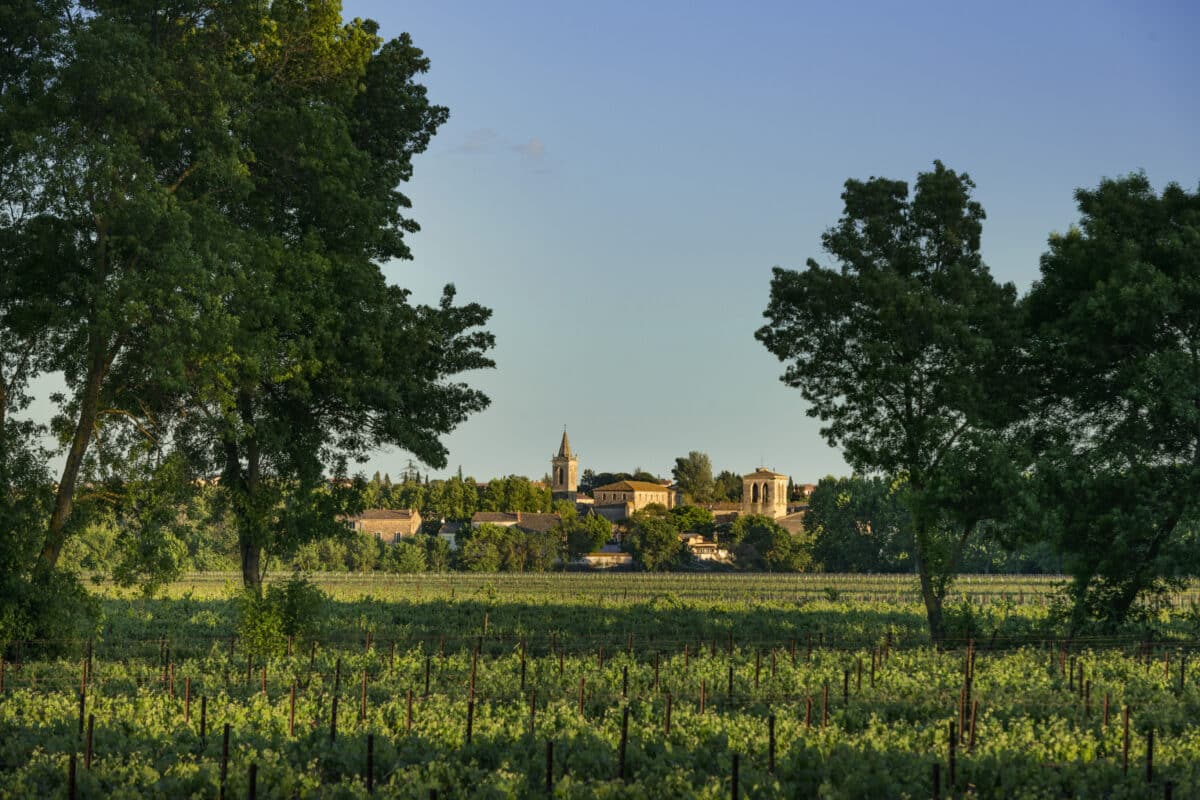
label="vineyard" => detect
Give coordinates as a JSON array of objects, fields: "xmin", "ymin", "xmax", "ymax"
[{"xmin": 2, "ymin": 574, "xmax": 1199, "ymax": 798}]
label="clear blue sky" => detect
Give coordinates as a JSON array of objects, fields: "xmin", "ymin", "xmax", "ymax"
[
  {"xmin": 338, "ymin": 0, "xmax": 1200, "ymax": 484},
  {"xmin": 29, "ymin": 1, "xmax": 1199, "ymax": 486}
]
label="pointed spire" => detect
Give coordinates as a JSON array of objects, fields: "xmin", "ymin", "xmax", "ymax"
[{"xmin": 557, "ymin": 427, "xmax": 573, "ymax": 459}]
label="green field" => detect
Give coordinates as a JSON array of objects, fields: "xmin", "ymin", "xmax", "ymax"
[{"xmin": 1, "ymin": 574, "xmax": 1198, "ymax": 798}]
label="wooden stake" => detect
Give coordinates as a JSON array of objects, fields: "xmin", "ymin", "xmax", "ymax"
[
  {"xmin": 219, "ymin": 724, "xmax": 230, "ymax": 800},
  {"xmin": 85, "ymin": 713, "xmax": 94, "ymax": 769},
  {"xmin": 360, "ymin": 669, "xmax": 368, "ymax": 722},
  {"xmin": 366, "ymin": 734, "xmax": 375, "ymax": 794},
  {"xmin": 1146, "ymin": 728, "xmax": 1154, "ymax": 784},
  {"xmin": 768, "ymin": 713, "xmax": 776, "ymax": 773},
  {"xmin": 618, "ymin": 706, "xmax": 629, "ymax": 782},
  {"xmin": 948, "ymin": 720, "xmax": 957, "ymax": 792},
  {"xmin": 969, "ymin": 699, "xmax": 978, "ymax": 751},
  {"xmin": 1123, "ymin": 705, "xmax": 1130, "ymax": 773}
]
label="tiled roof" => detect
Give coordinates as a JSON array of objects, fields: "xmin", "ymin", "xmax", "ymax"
[
  {"xmin": 470, "ymin": 511, "xmax": 561, "ymax": 533},
  {"xmin": 354, "ymin": 509, "xmax": 418, "ymax": 520},
  {"xmin": 593, "ymin": 480, "xmax": 671, "ymax": 493},
  {"xmin": 513, "ymin": 513, "xmax": 560, "ymax": 533},
  {"xmin": 743, "ymin": 468, "xmax": 789, "ymax": 479}
]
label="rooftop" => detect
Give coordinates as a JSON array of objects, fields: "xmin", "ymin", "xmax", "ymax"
[{"xmin": 593, "ymin": 480, "xmax": 672, "ymax": 493}]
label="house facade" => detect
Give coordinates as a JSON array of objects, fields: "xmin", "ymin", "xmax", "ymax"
[{"xmin": 345, "ymin": 509, "xmax": 423, "ymax": 543}]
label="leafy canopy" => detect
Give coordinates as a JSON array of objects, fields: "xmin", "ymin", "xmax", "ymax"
[{"xmin": 756, "ymin": 161, "xmax": 1020, "ymax": 642}]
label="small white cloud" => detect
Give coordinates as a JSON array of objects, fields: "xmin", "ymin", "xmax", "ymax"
[{"xmin": 514, "ymin": 137, "xmax": 546, "ymax": 158}]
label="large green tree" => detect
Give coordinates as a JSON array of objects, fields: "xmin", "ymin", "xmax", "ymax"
[
  {"xmin": 728, "ymin": 514, "xmax": 812, "ymax": 572},
  {"xmin": 0, "ymin": 1, "xmax": 493, "ymax": 598},
  {"xmin": 804, "ymin": 476, "xmax": 912, "ymax": 573},
  {"xmin": 756, "ymin": 161, "xmax": 1021, "ymax": 643},
  {"xmin": 2, "ymin": 1, "xmax": 258, "ymax": 574},
  {"xmin": 0, "ymin": 2, "xmax": 267, "ymax": 646},
  {"xmin": 170, "ymin": 3, "xmax": 494, "ymax": 593},
  {"xmin": 624, "ymin": 505, "xmax": 684, "ymax": 571},
  {"xmin": 1022, "ymin": 174, "xmax": 1200, "ymax": 627},
  {"xmin": 671, "ymin": 451, "xmax": 715, "ymax": 503}
]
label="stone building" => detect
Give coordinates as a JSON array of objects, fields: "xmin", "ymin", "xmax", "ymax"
[
  {"xmin": 345, "ymin": 509, "xmax": 423, "ymax": 543},
  {"xmin": 592, "ymin": 479, "xmax": 677, "ymax": 521},
  {"xmin": 470, "ymin": 510, "xmax": 561, "ymax": 534},
  {"xmin": 551, "ymin": 430, "xmax": 578, "ymax": 503},
  {"xmin": 742, "ymin": 468, "xmax": 789, "ymax": 519}
]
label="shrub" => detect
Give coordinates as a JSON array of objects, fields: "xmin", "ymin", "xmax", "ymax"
[{"xmin": 232, "ymin": 573, "xmax": 328, "ymax": 657}]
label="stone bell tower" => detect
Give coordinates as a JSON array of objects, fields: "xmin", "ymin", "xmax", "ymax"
[
  {"xmin": 551, "ymin": 429, "xmax": 578, "ymax": 502},
  {"xmin": 742, "ymin": 468, "xmax": 789, "ymax": 519}
]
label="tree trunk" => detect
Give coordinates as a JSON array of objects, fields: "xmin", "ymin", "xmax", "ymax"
[
  {"xmin": 240, "ymin": 538, "xmax": 263, "ymax": 595},
  {"xmin": 227, "ymin": 390, "xmax": 267, "ymax": 595},
  {"xmin": 39, "ymin": 335, "xmax": 107, "ymax": 569},
  {"xmin": 918, "ymin": 564, "xmax": 945, "ymax": 647}
]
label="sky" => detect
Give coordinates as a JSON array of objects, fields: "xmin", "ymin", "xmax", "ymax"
[
  {"xmin": 28, "ymin": 0, "xmax": 1200, "ymax": 486},
  {"xmin": 334, "ymin": 0, "xmax": 1200, "ymax": 485}
]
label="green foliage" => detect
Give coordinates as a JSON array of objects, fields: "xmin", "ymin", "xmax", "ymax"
[
  {"xmin": 1021, "ymin": 174, "xmax": 1200, "ymax": 629},
  {"xmin": 729, "ymin": 514, "xmax": 813, "ymax": 572},
  {"xmin": 712, "ymin": 470, "xmax": 744, "ymax": 502},
  {"xmin": 625, "ymin": 512, "xmax": 683, "ymax": 571},
  {"xmin": 562, "ymin": 513, "xmax": 614, "ymax": 558},
  {"xmin": 805, "ymin": 475, "xmax": 913, "ymax": 572},
  {"xmin": 232, "ymin": 573, "xmax": 327, "ymax": 657},
  {"xmin": 671, "ymin": 451, "xmax": 715, "ymax": 503},
  {"xmin": 5, "ymin": 575, "xmax": 1200, "ymax": 796},
  {"xmin": 457, "ymin": 527, "xmax": 502, "ymax": 572},
  {"xmin": 343, "ymin": 533, "xmax": 382, "ymax": 573},
  {"xmin": 669, "ymin": 504, "xmax": 715, "ymax": 536},
  {"xmin": 425, "ymin": 476, "xmax": 480, "ymax": 522},
  {"xmin": 478, "ymin": 475, "xmax": 552, "ymax": 513},
  {"xmin": 424, "ymin": 535, "xmax": 453, "ymax": 573},
  {"xmin": 381, "ymin": 540, "xmax": 427, "ymax": 574},
  {"xmin": 757, "ymin": 161, "xmax": 1021, "ymax": 642},
  {"xmin": 0, "ymin": 567, "xmax": 98, "ymax": 657}
]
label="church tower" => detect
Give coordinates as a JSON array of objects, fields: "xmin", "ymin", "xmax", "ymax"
[
  {"xmin": 742, "ymin": 468, "xmax": 789, "ymax": 519},
  {"xmin": 551, "ymin": 429, "xmax": 578, "ymax": 502}
]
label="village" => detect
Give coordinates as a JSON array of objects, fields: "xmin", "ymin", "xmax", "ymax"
[{"xmin": 344, "ymin": 430, "xmax": 813, "ymax": 568}]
